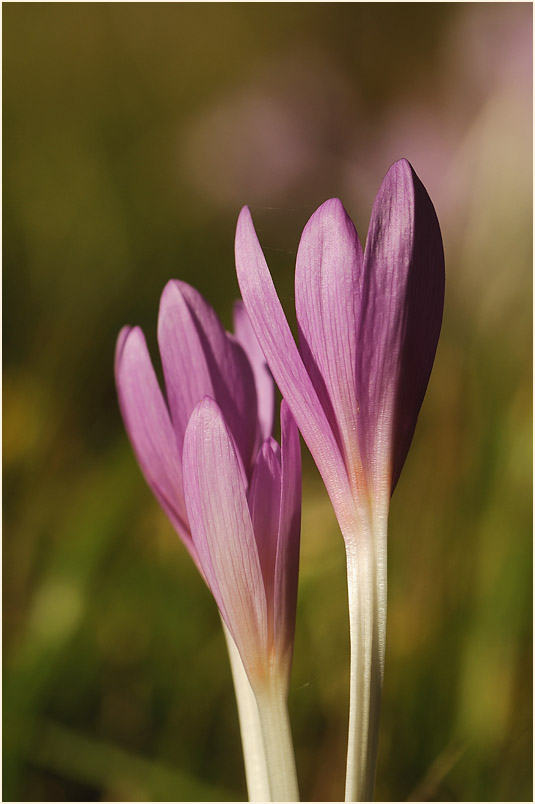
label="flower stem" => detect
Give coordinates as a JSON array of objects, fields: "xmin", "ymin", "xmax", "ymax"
[
  {"xmin": 256, "ymin": 682, "xmax": 300, "ymax": 802},
  {"xmin": 344, "ymin": 525, "xmax": 387, "ymax": 802},
  {"xmin": 222, "ymin": 621, "xmax": 270, "ymax": 802}
]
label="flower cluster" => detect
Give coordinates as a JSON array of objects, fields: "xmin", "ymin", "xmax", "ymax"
[
  {"xmin": 115, "ymin": 159, "xmax": 444, "ymax": 802},
  {"xmin": 115, "ymin": 278, "xmax": 302, "ymax": 674}
]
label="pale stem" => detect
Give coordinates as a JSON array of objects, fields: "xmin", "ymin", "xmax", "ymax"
[
  {"xmin": 344, "ymin": 521, "xmax": 387, "ymax": 802},
  {"xmin": 222, "ymin": 620, "xmax": 270, "ymax": 802},
  {"xmin": 255, "ymin": 680, "xmax": 300, "ymax": 802}
]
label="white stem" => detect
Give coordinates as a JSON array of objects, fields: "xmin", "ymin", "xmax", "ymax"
[
  {"xmin": 222, "ymin": 621, "xmax": 270, "ymax": 802},
  {"xmin": 344, "ymin": 520, "xmax": 387, "ymax": 802},
  {"xmin": 256, "ymin": 681, "xmax": 300, "ymax": 802}
]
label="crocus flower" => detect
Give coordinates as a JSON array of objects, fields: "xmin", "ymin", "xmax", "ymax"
[
  {"xmin": 235, "ymin": 159, "xmax": 445, "ymax": 801},
  {"xmin": 114, "ymin": 280, "xmax": 273, "ymax": 564},
  {"xmin": 183, "ymin": 397, "xmax": 301, "ymax": 802},
  {"xmin": 115, "ymin": 281, "xmax": 279, "ymax": 801}
]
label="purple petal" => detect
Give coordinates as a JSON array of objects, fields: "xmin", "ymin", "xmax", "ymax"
[
  {"xmin": 235, "ymin": 206, "xmax": 356, "ymax": 532},
  {"xmin": 295, "ymin": 198, "xmax": 365, "ymax": 496},
  {"xmin": 183, "ymin": 397, "xmax": 268, "ymax": 682},
  {"xmin": 114, "ymin": 326, "xmax": 195, "ymax": 557},
  {"xmin": 247, "ymin": 437, "xmax": 282, "ymax": 635},
  {"xmin": 157, "ymin": 282, "xmax": 214, "ymax": 452},
  {"xmin": 233, "ymin": 299, "xmax": 275, "ymax": 443},
  {"xmin": 358, "ymin": 159, "xmax": 445, "ymax": 496},
  {"xmin": 273, "ymin": 401, "xmax": 301, "ymax": 679},
  {"xmin": 157, "ymin": 280, "xmax": 258, "ymax": 473}
]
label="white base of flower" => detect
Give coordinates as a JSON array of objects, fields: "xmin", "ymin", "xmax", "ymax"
[
  {"xmin": 223, "ymin": 621, "xmax": 270, "ymax": 801},
  {"xmin": 256, "ymin": 680, "xmax": 300, "ymax": 802},
  {"xmin": 344, "ymin": 524, "xmax": 387, "ymax": 802}
]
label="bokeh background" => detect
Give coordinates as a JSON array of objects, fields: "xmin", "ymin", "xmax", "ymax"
[{"xmin": 3, "ymin": 3, "xmax": 532, "ymax": 802}]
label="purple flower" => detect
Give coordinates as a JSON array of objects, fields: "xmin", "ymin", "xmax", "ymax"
[
  {"xmin": 235, "ymin": 158, "xmax": 445, "ymax": 800},
  {"xmin": 115, "ymin": 284, "xmax": 301, "ymax": 800},
  {"xmin": 235, "ymin": 158, "xmax": 444, "ymax": 531},
  {"xmin": 114, "ymin": 280, "xmax": 274, "ymax": 573},
  {"xmin": 183, "ymin": 397, "xmax": 301, "ymax": 692}
]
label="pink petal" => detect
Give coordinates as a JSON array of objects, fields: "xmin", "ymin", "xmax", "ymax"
[
  {"xmin": 157, "ymin": 282, "xmax": 213, "ymax": 452},
  {"xmin": 157, "ymin": 280, "xmax": 258, "ymax": 472},
  {"xmin": 295, "ymin": 198, "xmax": 365, "ymax": 496},
  {"xmin": 273, "ymin": 401, "xmax": 301, "ymax": 679},
  {"xmin": 114, "ymin": 326, "xmax": 194, "ymax": 556},
  {"xmin": 358, "ymin": 159, "xmax": 445, "ymax": 496},
  {"xmin": 247, "ymin": 437, "xmax": 282, "ymax": 636},
  {"xmin": 233, "ymin": 299, "xmax": 275, "ymax": 443},
  {"xmin": 235, "ymin": 206, "xmax": 356, "ymax": 532},
  {"xmin": 183, "ymin": 397, "xmax": 268, "ymax": 682}
]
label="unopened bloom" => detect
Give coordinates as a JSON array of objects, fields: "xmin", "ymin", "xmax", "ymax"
[
  {"xmin": 235, "ymin": 159, "xmax": 445, "ymax": 800},
  {"xmin": 236, "ymin": 159, "xmax": 444, "ymax": 537},
  {"xmin": 115, "ymin": 281, "xmax": 278, "ymax": 801},
  {"xmin": 115, "ymin": 280, "xmax": 273, "ymax": 570}
]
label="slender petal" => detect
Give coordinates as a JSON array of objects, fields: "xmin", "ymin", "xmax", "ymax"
[
  {"xmin": 273, "ymin": 401, "xmax": 301, "ymax": 681},
  {"xmin": 233, "ymin": 300, "xmax": 275, "ymax": 443},
  {"xmin": 235, "ymin": 206, "xmax": 358, "ymax": 536},
  {"xmin": 183, "ymin": 397, "xmax": 268, "ymax": 686},
  {"xmin": 158, "ymin": 280, "xmax": 258, "ymax": 472},
  {"xmin": 295, "ymin": 198, "xmax": 365, "ymax": 497},
  {"xmin": 248, "ymin": 438, "xmax": 282, "ymax": 638},
  {"xmin": 114, "ymin": 326, "xmax": 193, "ymax": 552},
  {"xmin": 157, "ymin": 281, "xmax": 214, "ymax": 450},
  {"xmin": 357, "ymin": 159, "xmax": 445, "ymax": 497}
]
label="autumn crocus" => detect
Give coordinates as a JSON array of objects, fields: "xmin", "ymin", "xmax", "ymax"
[
  {"xmin": 184, "ymin": 397, "xmax": 301, "ymax": 801},
  {"xmin": 235, "ymin": 159, "xmax": 445, "ymax": 801},
  {"xmin": 115, "ymin": 281, "xmax": 272, "ymax": 548},
  {"xmin": 115, "ymin": 280, "xmax": 280, "ymax": 800}
]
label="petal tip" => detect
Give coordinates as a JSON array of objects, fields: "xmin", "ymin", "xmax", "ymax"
[
  {"xmin": 184, "ymin": 396, "xmax": 221, "ymax": 450},
  {"xmin": 390, "ymin": 159, "xmax": 427, "ymax": 194},
  {"xmin": 194, "ymin": 394, "xmax": 220, "ymax": 418},
  {"xmin": 159, "ymin": 277, "xmax": 183, "ymax": 309},
  {"xmin": 115, "ymin": 324, "xmax": 132, "ymax": 359},
  {"xmin": 115, "ymin": 326, "xmax": 150, "ymax": 380},
  {"xmin": 119, "ymin": 325, "xmax": 144, "ymax": 354},
  {"xmin": 322, "ymin": 196, "xmax": 344, "ymax": 212},
  {"xmin": 391, "ymin": 157, "xmax": 413, "ymax": 175},
  {"xmin": 114, "ymin": 326, "xmax": 134, "ymax": 383},
  {"xmin": 312, "ymin": 196, "xmax": 346, "ymax": 221},
  {"xmin": 237, "ymin": 205, "xmax": 253, "ymax": 229},
  {"xmin": 302, "ymin": 197, "xmax": 356, "ymax": 244}
]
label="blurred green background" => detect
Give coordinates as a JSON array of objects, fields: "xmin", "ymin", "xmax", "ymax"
[{"xmin": 3, "ymin": 3, "xmax": 532, "ymax": 801}]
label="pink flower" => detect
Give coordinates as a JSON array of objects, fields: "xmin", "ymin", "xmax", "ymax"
[
  {"xmin": 114, "ymin": 280, "xmax": 273, "ymax": 572},
  {"xmin": 115, "ymin": 283, "xmax": 301, "ymax": 800},
  {"xmin": 235, "ymin": 158, "xmax": 445, "ymax": 800}
]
